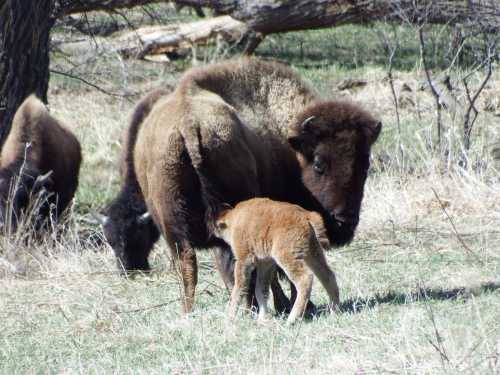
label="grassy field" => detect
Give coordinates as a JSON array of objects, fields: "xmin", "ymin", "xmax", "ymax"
[{"xmin": 1, "ymin": 10, "xmax": 499, "ymax": 374}]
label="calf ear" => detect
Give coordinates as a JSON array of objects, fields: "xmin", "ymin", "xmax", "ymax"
[
  {"xmin": 221, "ymin": 203, "xmax": 233, "ymax": 210},
  {"xmin": 216, "ymin": 220, "xmax": 227, "ymax": 230}
]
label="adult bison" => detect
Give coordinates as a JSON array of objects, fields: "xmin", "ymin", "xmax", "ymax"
[
  {"xmin": 131, "ymin": 57, "xmax": 381, "ymax": 313},
  {"xmin": 0, "ymin": 95, "xmax": 82, "ymax": 233},
  {"xmin": 100, "ymin": 89, "xmax": 168, "ymax": 271}
]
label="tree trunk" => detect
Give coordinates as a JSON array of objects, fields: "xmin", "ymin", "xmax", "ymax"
[{"xmin": 0, "ymin": 0, "xmax": 55, "ymax": 146}]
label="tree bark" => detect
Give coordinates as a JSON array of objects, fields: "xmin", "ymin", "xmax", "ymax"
[
  {"xmin": 220, "ymin": 0, "xmax": 500, "ymax": 34},
  {"xmin": 63, "ymin": 0, "xmax": 496, "ymax": 34},
  {"xmin": 0, "ymin": 0, "xmax": 55, "ymax": 146}
]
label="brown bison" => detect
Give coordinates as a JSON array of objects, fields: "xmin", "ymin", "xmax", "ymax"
[
  {"xmin": 99, "ymin": 89, "xmax": 168, "ymax": 271},
  {"xmin": 214, "ymin": 198, "xmax": 340, "ymax": 323},
  {"xmin": 130, "ymin": 57, "xmax": 381, "ymax": 313},
  {"xmin": 0, "ymin": 95, "xmax": 82, "ymax": 233}
]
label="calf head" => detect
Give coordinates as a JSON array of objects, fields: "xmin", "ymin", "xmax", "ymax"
[
  {"xmin": 0, "ymin": 167, "xmax": 54, "ymax": 233},
  {"xmin": 98, "ymin": 191, "xmax": 160, "ymax": 272},
  {"xmin": 288, "ymin": 100, "xmax": 381, "ymax": 246}
]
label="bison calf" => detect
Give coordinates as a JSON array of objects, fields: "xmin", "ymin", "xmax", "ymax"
[
  {"xmin": 214, "ymin": 198, "xmax": 340, "ymax": 324},
  {"xmin": 0, "ymin": 95, "xmax": 81, "ymax": 233}
]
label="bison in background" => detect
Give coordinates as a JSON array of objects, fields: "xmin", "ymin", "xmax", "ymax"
[
  {"xmin": 0, "ymin": 95, "xmax": 82, "ymax": 234},
  {"xmin": 99, "ymin": 89, "xmax": 169, "ymax": 271},
  {"xmin": 130, "ymin": 57, "xmax": 381, "ymax": 313}
]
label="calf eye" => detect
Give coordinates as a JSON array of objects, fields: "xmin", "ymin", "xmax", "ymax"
[{"xmin": 313, "ymin": 158, "xmax": 326, "ymax": 175}]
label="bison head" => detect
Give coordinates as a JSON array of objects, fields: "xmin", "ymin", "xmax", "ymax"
[
  {"xmin": 98, "ymin": 192, "xmax": 160, "ymax": 273},
  {"xmin": 0, "ymin": 168, "xmax": 54, "ymax": 233},
  {"xmin": 288, "ymin": 100, "xmax": 381, "ymax": 246}
]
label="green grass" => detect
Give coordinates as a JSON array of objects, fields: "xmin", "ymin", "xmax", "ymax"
[{"xmin": 1, "ymin": 19, "xmax": 499, "ymax": 374}]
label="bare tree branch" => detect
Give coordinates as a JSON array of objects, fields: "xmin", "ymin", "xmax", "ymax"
[
  {"xmin": 419, "ymin": 26, "xmax": 443, "ymax": 151},
  {"xmin": 50, "ymin": 69, "xmax": 136, "ymax": 101},
  {"xmin": 379, "ymin": 26, "xmax": 403, "ymax": 166},
  {"xmin": 462, "ymin": 37, "xmax": 496, "ymax": 151},
  {"xmin": 431, "ymin": 188, "xmax": 484, "ymax": 265}
]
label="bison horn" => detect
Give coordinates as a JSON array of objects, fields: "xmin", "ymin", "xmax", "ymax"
[
  {"xmin": 33, "ymin": 170, "xmax": 54, "ymax": 190},
  {"xmin": 92, "ymin": 212, "xmax": 110, "ymax": 226},
  {"xmin": 300, "ymin": 116, "xmax": 316, "ymax": 133},
  {"xmin": 136, "ymin": 211, "xmax": 152, "ymax": 224}
]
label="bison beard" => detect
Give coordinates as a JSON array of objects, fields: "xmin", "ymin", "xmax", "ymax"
[{"xmin": 112, "ymin": 57, "xmax": 381, "ymax": 314}]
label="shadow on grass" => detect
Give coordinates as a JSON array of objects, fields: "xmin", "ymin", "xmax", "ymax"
[{"xmin": 311, "ymin": 282, "xmax": 500, "ymax": 317}]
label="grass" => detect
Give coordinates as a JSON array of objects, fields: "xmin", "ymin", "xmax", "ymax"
[{"xmin": 1, "ymin": 18, "xmax": 499, "ymax": 374}]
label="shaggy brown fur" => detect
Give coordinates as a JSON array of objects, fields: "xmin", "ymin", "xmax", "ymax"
[
  {"xmin": 214, "ymin": 198, "xmax": 339, "ymax": 323},
  {"xmin": 100, "ymin": 89, "xmax": 169, "ymax": 271},
  {"xmin": 133, "ymin": 57, "xmax": 381, "ymax": 313},
  {"xmin": 0, "ymin": 95, "xmax": 82, "ymax": 233}
]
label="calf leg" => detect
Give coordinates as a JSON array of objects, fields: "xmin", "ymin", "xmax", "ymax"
[
  {"xmin": 213, "ymin": 243, "xmax": 260, "ymax": 312},
  {"xmin": 274, "ymin": 254, "xmax": 313, "ymax": 324},
  {"xmin": 287, "ymin": 269, "xmax": 313, "ymax": 324},
  {"xmin": 228, "ymin": 258, "xmax": 254, "ymax": 320},
  {"xmin": 306, "ymin": 249, "xmax": 340, "ymax": 310},
  {"xmin": 289, "ymin": 281, "xmax": 318, "ymax": 317}
]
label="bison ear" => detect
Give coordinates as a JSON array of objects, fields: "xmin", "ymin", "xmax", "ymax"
[
  {"xmin": 287, "ymin": 135, "xmax": 316, "ymax": 156},
  {"xmin": 364, "ymin": 121, "xmax": 382, "ymax": 145},
  {"xmin": 287, "ymin": 135, "xmax": 303, "ymax": 151},
  {"xmin": 288, "ymin": 116, "xmax": 318, "ymax": 153}
]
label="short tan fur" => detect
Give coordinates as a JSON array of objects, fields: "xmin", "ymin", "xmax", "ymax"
[{"xmin": 214, "ymin": 198, "xmax": 340, "ymax": 323}]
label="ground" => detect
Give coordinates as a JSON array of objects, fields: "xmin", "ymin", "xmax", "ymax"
[{"xmin": 0, "ymin": 9, "xmax": 498, "ymax": 374}]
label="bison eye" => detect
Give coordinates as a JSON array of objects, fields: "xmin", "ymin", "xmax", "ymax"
[{"xmin": 313, "ymin": 157, "xmax": 327, "ymax": 175}]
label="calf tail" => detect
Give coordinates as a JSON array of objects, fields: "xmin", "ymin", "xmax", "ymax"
[{"xmin": 307, "ymin": 211, "xmax": 330, "ymax": 250}]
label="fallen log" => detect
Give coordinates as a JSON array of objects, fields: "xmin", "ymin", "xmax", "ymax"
[{"xmin": 117, "ymin": 15, "xmax": 247, "ymax": 59}]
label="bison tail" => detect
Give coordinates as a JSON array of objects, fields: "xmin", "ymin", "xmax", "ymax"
[
  {"xmin": 181, "ymin": 126, "xmax": 223, "ymax": 236},
  {"xmin": 307, "ymin": 212, "xmax": 330, "ymax": 250}
]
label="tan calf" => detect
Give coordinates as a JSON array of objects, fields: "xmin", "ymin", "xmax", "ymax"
[{"xmin": 214, "ymin": 198, "xmax": 340, "ymax": 323}]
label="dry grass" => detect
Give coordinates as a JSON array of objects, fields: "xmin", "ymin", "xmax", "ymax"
[{"xmin": 1, "ymin": 23, "xmax": 499, "ymax": 374}]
